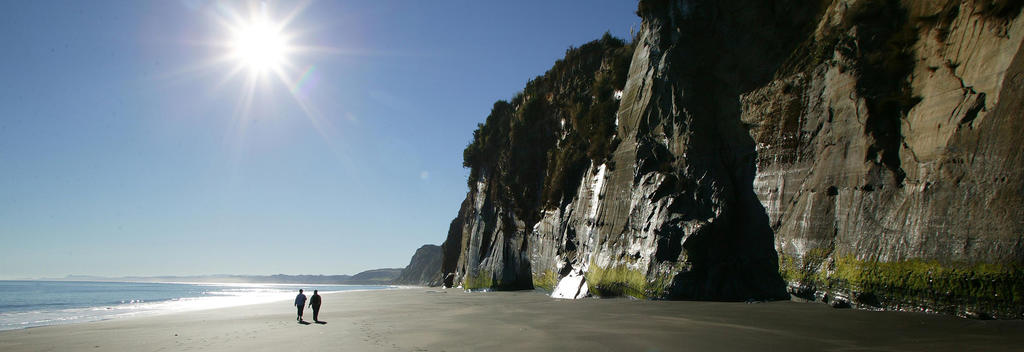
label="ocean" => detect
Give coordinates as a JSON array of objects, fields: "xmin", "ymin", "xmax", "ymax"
[{"xmin": 0, "ymin": 280, "xmax": 391, "ymax": 331}]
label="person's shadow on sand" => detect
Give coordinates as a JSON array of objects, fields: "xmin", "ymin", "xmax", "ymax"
[
  {"xmin": 315, "ymin": 321, "xmax": 327, "ymax": 325},
  {"xmin": 298, "ymin": 320, "xmax": 311, "ymax": 325}
]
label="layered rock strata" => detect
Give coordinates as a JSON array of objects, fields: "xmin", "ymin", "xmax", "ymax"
[
  {"xmin": 441, "ymin": 0, "xmax": 1024, "ymax": 318},
  {"xmin": 747, "ymin": 0, "xmax": 1024, "ymax": 318}
]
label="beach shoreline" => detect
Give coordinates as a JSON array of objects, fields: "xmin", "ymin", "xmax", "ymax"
[
  {"xmin": 0, "ymin": 281, "xmax": 395, "ymax": 332},
  {"xmin": 2, "ymin": 288, "xmax": 1023, "ymax": 351}
]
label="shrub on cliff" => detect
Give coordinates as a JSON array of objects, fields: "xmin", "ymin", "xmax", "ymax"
[{"xmin": 462, "ymin": 33, "xmax": 633, "ymax": 223}]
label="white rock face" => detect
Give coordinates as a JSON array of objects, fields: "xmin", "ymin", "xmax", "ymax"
[
  {"xmin": 551, "ymin": 271, "xmax": 589, "ymax": 299},
  {"xmin": 588, "ymin": 163, "xmax": 607, "ymax": 220}
]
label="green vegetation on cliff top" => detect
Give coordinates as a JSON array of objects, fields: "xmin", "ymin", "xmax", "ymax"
[{"xmin": 462, "ymin": 33, "xmax": 633, "ymax": 227}]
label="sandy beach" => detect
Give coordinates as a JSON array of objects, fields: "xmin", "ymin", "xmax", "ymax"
[{"xmin": 2, "ymin": 288, "xmax": 1022, "ymax": 351}]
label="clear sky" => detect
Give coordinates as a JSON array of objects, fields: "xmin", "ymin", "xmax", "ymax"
[{"xmin": 0, "ymin": 1, "xmax": 640, "ymax": 279}]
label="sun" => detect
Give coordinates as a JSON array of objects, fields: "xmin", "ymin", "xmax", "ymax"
[
  {"xmin": 228, "ymin": 14, "xmax": 290, "ymax": 75},
  {"xmin": 230, "ymin": 18, "xmax": 287, "ymax": 73},
  {"xmin": 202, "ymin": 0, "xmax": 338, "ymax": 144}
]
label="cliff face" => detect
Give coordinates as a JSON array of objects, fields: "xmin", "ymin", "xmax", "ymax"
[
  {"xmin": 392, "ymin": 245, "xmax": 442, "ymax": 286},
  {"xmin": 748, "ymin": 0, "xmax": 1024, "ymax": 317},
  {"xmin": 443, "ymin": 0, "xmax": 1024, "ymax": 317},
  {"xmin": 443, "ymin": 34, "xmax": 634, "ymax": 291}
]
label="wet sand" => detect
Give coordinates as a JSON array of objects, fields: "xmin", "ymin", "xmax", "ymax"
[{"xmin": 1, "ymin": 288, "xmax": 1022, "ymax": 351}]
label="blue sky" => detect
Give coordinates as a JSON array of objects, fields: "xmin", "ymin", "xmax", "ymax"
[{"xmin": 0, "ymin": 1, "xmax": 639, "ymax": 279}]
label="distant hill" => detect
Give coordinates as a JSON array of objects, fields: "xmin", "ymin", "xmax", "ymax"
[
  {"xmin": 392, "ymin": 245, "xmax": 442, "ymax": 286},
  {"xmin": 52, "ymin": 269, "xmax": 404, "ymax": 285},
  {"xmin": 350, "ymin": 268, "xmax": 404, "ymax": 284}
]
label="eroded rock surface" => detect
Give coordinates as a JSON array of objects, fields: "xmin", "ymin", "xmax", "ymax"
[
  {"xmin": 441, "ymin": 0, "xmax": 1024, "ymax": 318},
  {"xmin": 748, "ymin": 0, "xmax": 1024, "ymax": 318}
]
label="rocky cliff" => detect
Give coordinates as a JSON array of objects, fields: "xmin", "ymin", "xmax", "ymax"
[
  {"xmin": 748, "ymin": 0, "xmax": 1024, "ymax": 318},
  {"xmin": 442, "ymin": 0, "xmax": 1024, "ymax": 318},
  {"xmin": 392, "ymin": 245, "xmax": 442, "ymax": 286}
]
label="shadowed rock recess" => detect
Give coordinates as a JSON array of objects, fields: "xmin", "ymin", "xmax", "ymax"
[{"xmin": 440, "ymin": 0, "xmax": 1024, "ymax": 318}]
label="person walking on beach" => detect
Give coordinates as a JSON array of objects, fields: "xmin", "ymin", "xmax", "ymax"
[
  {"xmin": 308, "ymin": 290, "xmax": 322, "ymax": 322},
  {"xmin": 294, "ymin": 289, "xmax": 307, "ymax": 322}
]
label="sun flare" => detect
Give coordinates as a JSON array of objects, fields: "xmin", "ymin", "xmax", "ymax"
[
  {"xmin": 229, "ymin": 15, "xmax": 289, "ymax": 74},
  {"xmin": 204, "ymin": 1, "xmax": 338, "ymax": 148}
]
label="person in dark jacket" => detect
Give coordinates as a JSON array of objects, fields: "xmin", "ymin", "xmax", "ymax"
[
  {"xmin": 294, "ymin": 289, "xmax": 307, "ymax": 322},
  {"xmin": 308, "ymin": 290, "xmax": 322, "ymax": 322}
]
